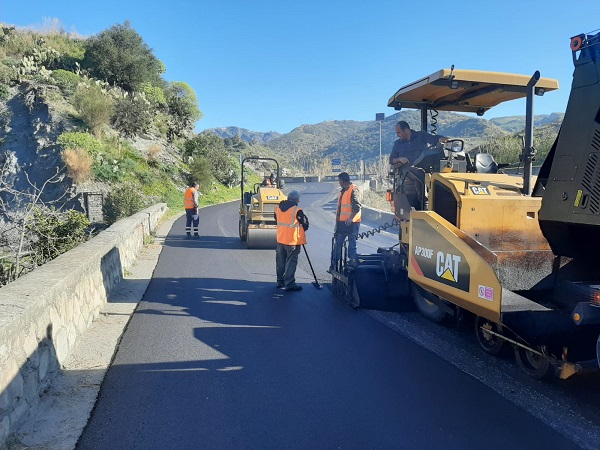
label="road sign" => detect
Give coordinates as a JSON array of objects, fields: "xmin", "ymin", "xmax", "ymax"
[{"xmin": 332, "ymin": 157, "xmax": 341, "ymax": 174}]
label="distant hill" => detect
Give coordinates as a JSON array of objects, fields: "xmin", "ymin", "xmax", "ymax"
[
  {"xmin": 490, "ymin": 113, "xmax": 564, "ymax": 133},
  {"xmin": 204, "ymin": 112, "xmax": 564, "ymax": 172},
  {"xmin": 265, "ymin": 111, "xmax": 512, "ymax": 167},
  {"xmin": 205, "ymin": 126, "xmax": 281, "ymax": 144}
]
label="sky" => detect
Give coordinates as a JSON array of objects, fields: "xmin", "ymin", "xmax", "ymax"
[{"xmin": 2, "ymin": 0, "xmax": 600, "ymax": 134}]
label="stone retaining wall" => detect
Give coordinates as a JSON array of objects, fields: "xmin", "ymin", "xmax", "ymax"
[{"xmin": 0, "ymin": 203, "xmax": 168, "ymax": 445}]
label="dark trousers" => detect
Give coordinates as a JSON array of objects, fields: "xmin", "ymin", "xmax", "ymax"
[
  {"xmin": 185, "ymin": 209, "xmax": 199, "ymax": 236},
  {"xmin": 331, "ymin": 222, "xmax": 360, "ymax": 268},
  {"xmin": 276, "ymin": 243, "xmax": 301, "ymax": 288}
]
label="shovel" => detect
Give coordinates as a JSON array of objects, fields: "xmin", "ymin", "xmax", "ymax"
[{"xmin": 302, "ymin": 245, "xmax": 323, "ymax": 289}]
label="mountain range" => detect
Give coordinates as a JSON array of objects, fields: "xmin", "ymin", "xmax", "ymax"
[{"xmin": 205, "ymin": 111, "xmax": 564, "ymax": 170}]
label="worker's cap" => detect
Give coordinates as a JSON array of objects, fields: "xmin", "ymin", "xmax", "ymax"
[
  {"xmin": 270, "ymin": 173, "xmax": 276, "ymax": 178},
  {"xmin": 287, "ymin": 190, "xmax": 300, "ymax": 201}
]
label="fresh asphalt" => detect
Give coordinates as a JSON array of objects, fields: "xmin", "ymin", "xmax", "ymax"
[{"xmin": 76, "ymin": 182, "xmax": 589, "ymax": 449}]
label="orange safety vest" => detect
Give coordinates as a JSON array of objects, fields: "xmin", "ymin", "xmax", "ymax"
[
  {"xmin": 338, "ymin": 184, "xmax": 361, "ymax": 222},
  {"xmin": 184, "ymin": 187, "xmax": 197, "ymax": 210},
  {"xmin": 275, "ymin": 205, "xmax": 307, "ymax": 245}
]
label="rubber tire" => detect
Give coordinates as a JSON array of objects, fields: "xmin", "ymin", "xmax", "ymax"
[
  {"xmin": 411, "ymin": 283, "xmax": 448, "ymax": 323},
  {"xmin": 239, "ymin": 218, "xmax": 247, "ymax": 242},
  {"xmin": 513, "ymin": 345, "xmax": 555, "ymax": 380},
  {"xmin": 474, "ymin": 316, "xmax": 506, "ymax": 356}
]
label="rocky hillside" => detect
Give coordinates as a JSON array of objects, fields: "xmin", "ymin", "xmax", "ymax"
[{"xmin": 0, "ymin": 81, "xmax": 183, "ymax": 215}]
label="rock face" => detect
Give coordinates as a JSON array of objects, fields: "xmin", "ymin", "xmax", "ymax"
[
  {"xmin": 0, "ymin": 81, "xmax": 183, "ymax": 217},
  {"xmin": 0, "ymin": 82, "xmax": 78, "ymax": 211}
]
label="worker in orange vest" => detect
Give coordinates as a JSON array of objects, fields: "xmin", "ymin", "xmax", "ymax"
[
  {"xmin": 184, "ymin": 181, "xmax": 201, "ymax": 239},
  {"xmin": 274, "ymin": 190, "xmax": 309, "ymax": 291},
  {"xmin": 330, "ymin": 172, "xmax": 361, "ymax": 271}
]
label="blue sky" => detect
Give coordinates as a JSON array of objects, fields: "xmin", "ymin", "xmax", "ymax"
[{"xmin": 2, "ymin": 0, "xmax": 600, "ymax": 134}]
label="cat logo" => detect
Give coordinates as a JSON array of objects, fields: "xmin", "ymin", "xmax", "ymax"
[
  {"xmin": 411, "ymin": 218, "xmax": 470, "ymax": 292},
  {"xmin": 470, "ymin": 186, "xmax": 490, "ymax": 195},
  {"xmin": 436, "ymin": 252, "xmax": 461, "ymax": 283}
]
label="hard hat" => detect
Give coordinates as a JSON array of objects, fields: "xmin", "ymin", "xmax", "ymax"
[
  {"xmin": 287, "ymin": 190, "xmax": 300, "ymax": 201},
  {"xmin": 270, "ymin": 173, "xmax": 276, "ymax": 178}
]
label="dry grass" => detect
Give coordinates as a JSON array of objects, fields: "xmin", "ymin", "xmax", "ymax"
[
  {"xmin": 147, "ymin": 144, "xmax": 161, "ymax": 164},
  {"xmin": 362, "ymin": 188, "xmax": 392, "ymax": 212},
  {"xmin": 62, "ymin": 147, "xmax": 92, "ymax": 183}
]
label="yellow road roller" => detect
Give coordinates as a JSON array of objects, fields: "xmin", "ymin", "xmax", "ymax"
[{"xmin": 239, "ymin": 157, "xmax": 286, "ymax": 249}]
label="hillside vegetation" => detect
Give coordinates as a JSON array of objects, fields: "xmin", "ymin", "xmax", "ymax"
[{"xmin": 0, "ymin": 20, "xmax": 277, "ymax": 285}]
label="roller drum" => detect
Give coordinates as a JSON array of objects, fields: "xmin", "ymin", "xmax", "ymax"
[{"xmin": 246, "ymin": 226, "xmax": 277, "ymax": 249}]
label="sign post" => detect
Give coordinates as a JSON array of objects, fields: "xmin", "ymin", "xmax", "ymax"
[{"xmin": 376, "ymin": 113, "xmax": 385, "ymax": 180}]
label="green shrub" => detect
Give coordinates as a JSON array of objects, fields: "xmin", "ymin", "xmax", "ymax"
[
  {"xmin": 112, "ymin": 94, "xmax": 153, "ymax": 137},
  {"xmin": 160, "ymin": 162, "xmax": 179, "ymax": 177},
  {"xmin": 142, "ymin": 180, "xmax": 183, "ymax": 209},
  {"xmin": 137, "ymin": 170, "xmax": 156, "ymax": 185},
  {"xmin": 93, "ymin": 162, "xmax": 124, "ymax": 182},
  {"xmin": 43, "ymin": 34, "xmax": 85, "ymax": 71},
  {"xmin": 0, "ymin": 28, "xmax": 36, "ymax": 59},
  {"xmin": 27, "ymin": 207, "xmax": 90, "ymax": 262},
  {"xmin": 102, "ymin": 182, "xmax": 148, "ymax": 225},
  {"xmin": 0, "ymin": 83, "xmax": 8, "ymax": 100},
  {"xmin": 0, "ymin": 61, "xmax": 16, "ymax": 85},
  {"xmin": 72, "ymin": 83, "xmax": 115, "ymax": 136},
  {"xmin": 139, "ymin": 82, "xmax": 166, "ymax": 106},
  {"xmin": 58, "ymin": 132, "xmax": 103, "ymax": 156},
  {"xmin": 50, "ymin": 69, "xmax": 80, "ymax": 95},
  {"xmin": 119, "ymin": 157, "xmax": 138, "ymax": 174}
]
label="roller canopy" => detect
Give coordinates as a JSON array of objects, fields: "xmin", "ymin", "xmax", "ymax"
[{"xmin": 388, "ymin": 69, "xmax": 559, "ymax": 115}]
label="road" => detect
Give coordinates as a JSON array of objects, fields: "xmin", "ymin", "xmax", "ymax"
[{"xmin": 77, "ymin": 182, "xmax": 598, "ymax": 449}]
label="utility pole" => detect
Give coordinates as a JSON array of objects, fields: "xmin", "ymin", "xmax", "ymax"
[{"xmin": 376, "ymin": 113, "xmax": 385, "ymax": 181}]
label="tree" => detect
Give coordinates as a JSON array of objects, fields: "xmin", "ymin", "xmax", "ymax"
[
  {"xmin": 183, "ymin": 133, "xmax": 239, "ymax": 186},
  {"xmin": 189, "ymin": 157, "xmax": 213, "ymax": 192},
  {"xmin": 83, "ymin": 21, "xmax": 164, "ymax": 92},
  {"xmin": 165, "ymin": 81, "xmax": 202, "ymax": 140},
  {"xmin": 0, "ymin": 159, "xmax": 89, "ymax": 285},
  {"xmin": 184, "ymin": 133, "xmax": 224, "ymax": 159}
]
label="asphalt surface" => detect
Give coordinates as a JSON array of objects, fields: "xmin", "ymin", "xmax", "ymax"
[{"xmin": 74, "ymin": 182, "xmax": 596, "ymax": 449}]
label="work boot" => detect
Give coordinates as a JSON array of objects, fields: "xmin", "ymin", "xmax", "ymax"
[
  {"xmin": 276, "ymin": 282, "xmax": 285, "ymax": 289},
  {"xmin": 284, "ymin": 284, "xmax": 303, "ymax": 292},
  {"xmin": 193, "ymin": 234, "xmax": 200, "ymax": 239}
]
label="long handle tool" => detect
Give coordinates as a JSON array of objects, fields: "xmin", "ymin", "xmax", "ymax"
[{"xmin": 302, "ymin": 245, "xmax": 323, "ymax": 289}]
